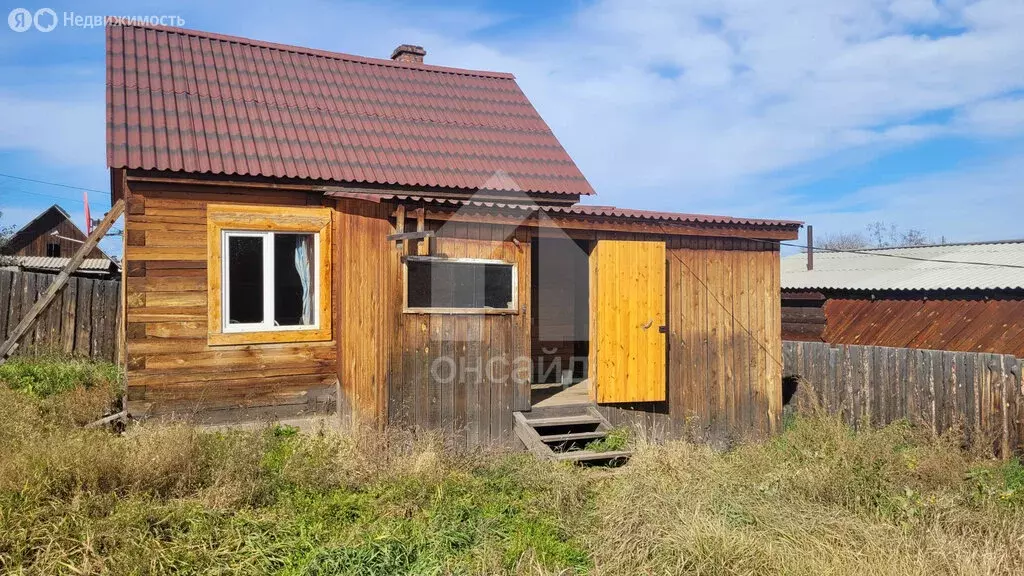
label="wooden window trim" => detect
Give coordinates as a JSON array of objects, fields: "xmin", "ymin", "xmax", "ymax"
[
  {"xmin": 403, "ymin": 255, "xmax": 519, "ymax": 315},
  {"xmin": 207, "ymin": 204, "xmax": 332, "ymax": 345}
]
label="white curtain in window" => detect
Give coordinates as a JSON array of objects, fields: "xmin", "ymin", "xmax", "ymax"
[{"xmin": 294, "ymin": 235, "xmax": 313, "ymax": 324}]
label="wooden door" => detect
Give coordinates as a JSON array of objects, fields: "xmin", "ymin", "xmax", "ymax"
[{"xmin": 589, "ymin": 240, "xmax": 667, "ymax": 403}]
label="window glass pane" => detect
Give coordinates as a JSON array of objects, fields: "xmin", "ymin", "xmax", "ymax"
[
  {"xmin": 484, "ymin": 264, "xmax": 513, "ymax": 308},
  {"xmin": 227, "ymin": 235, "xmax": 264, "ymax": 324},
  {"xmin": 274, "ymin": 233, "xmax": 316, "ymax": 326},
  {"xmin": 407, "ymin": 260, "xmax": 513, "ymax": 310}
]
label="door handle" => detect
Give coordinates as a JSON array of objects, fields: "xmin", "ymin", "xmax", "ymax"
[{"xmin": 641, "ymin": 319, "xmax": 653, "ymax": 330}]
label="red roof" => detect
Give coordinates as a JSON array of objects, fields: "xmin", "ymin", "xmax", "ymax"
[
  {"xmin": 325, "ymin": 191, "xmax": 803, "ymax": 229},
  {"xmin": 106, "ymin": 24, "xmax": 594, "ymax": 196}
]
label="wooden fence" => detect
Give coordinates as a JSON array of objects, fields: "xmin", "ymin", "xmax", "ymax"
[
  {"xmin": 0, "ymin": 269, "xmax": 121, "ymax": 362},
  {"xmin": 783, "ymin": 341, "xmax": 1023, "ymax": 456}
]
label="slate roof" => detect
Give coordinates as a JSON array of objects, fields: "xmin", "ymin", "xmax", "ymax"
[
  {"xmin": 782, "ymin": 240, "xmax": 1024, "ymax": 292},
  {"xmin": 106, "ymin": 24, "xmax": 594, "ymax": 196},
  {"xmin": 7, "ymin": 257, "xmax": 119, "ymax": 276}
]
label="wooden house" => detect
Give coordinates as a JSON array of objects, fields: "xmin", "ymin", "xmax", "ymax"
[
  {"xmin": 782, "ymin": 241, "xmax": 1024, "ymax": 356},
  {"xmin": 1, "ymin": 205, "xmax": 119, "ymax": 278},
  {"xmin": 108, "ymin": 24, "xmax": 801, "ymax": 447}
]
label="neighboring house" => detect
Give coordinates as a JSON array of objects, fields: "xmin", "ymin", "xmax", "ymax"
[
  {"xmin": 781, "ymin": 240, "xmax": 1024, "ymax": 356},
  {"xmin": 0, "ymin": 205, "xmax": 119, "ymax": 279},
  {"xmin": 109, "ymin": 23, "xmax": 801, "ymax": 445}
]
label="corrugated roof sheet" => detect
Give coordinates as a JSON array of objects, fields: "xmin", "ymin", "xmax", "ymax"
[
  {"xmin": 11, "ymin": 257, "xmax": 117, "ymax": 273},
  {"xmin": 782, "ymin": 241, "xmax": 1024, "ymax": 291},
  {"xmin": 106, "ymin": 24, "xmax": 594, "ymax": 196},
  {"xmin": 324, "ymin": 191, "xmax": 803, "ymax": 228}
]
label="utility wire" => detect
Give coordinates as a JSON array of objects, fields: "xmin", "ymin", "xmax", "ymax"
[
  {"xmin": 0, "ymin": 172, "xmax": 107, "ymax": 195},
  {"xmin": 656, "ymin": 224, "xmax": 786, "ymax": 370},
  {"xmin": 777, "ymin": 240, "xmax": 1024, "ymax": 270}
]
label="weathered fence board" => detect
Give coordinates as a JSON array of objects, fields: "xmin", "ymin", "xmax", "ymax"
[
  {"xmin": 0, "ymin": 269, "xmax": 121, "ymax": 362},
  {"xmin": 784, "ymin": 341, "xmax": 1023, "ymax": 456}
]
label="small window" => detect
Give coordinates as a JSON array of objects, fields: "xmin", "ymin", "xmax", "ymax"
[
  {"xmin": 223, "ymin": 230, "xmax": 318, "ymax": 332},
  {"xmin": 46, "ymin": 243, "xmax": 61, "ymax": 257},
  {"xmin": 405, "ymin": 257, "xmax": 516, "ymax": 313}
]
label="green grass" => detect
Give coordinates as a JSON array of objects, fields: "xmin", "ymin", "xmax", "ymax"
[
  {"xmin": 583, "ymin": 427, "xmax": 630, "ymax": 453},
  {"xmin": 0, "ymin": 355, "xmax": 119, "ymax": 398},
  {"xmin": 0, "ymin": 358, "xmax": 1022, "ymax": 575}
]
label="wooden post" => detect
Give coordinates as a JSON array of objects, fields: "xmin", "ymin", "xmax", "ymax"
[
  {"xmin": 415, "ymin": 207, "xmax": 429, "ymax": 255},
  {"xmin": 806, "ymin": 225, "xmax": 814, "ymax": 271},
  {"xmin": 0, "ymin": 199, "xmax": 125, "ymax": 364}
]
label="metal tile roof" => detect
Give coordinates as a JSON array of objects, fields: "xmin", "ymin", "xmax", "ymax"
[
  {"xmin": 782, "ymin": 240, "xmax": 1024, "ymax": 291},
  {"xmin": 12, "ymin": 257, "xmax": 117, "ymax": 273},
  {"xmin": 106, "ymin": 24, "xmax": 594, "ymax": 196},
  {"xmin": 324, "ymin": 191, "xmax": 803, "ymax": 228}
]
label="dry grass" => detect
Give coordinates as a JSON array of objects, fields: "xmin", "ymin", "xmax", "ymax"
[{"xmin": 1, "ymin": 360, "xmax": 1022, "ymax": 575}]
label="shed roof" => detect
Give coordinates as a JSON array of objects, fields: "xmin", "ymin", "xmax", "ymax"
[
  {"xmin": 782, "ymin": 240, "xmax": 1024, "ymax": 292},
  {"xmin": 325, "ymin": 191, "xmax": 803, "ymax": 230},
  {"xmin": 9, "ymin": 256, "xmax": 119, "ymax": 275},
  {"xmin": 106, "ymin": 23, "xmax": 594, "ymax": 196}
]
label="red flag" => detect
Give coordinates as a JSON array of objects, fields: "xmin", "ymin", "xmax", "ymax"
[{"xmin": 84, "ymin": 191, "xmax": 91, "ymax": 234}]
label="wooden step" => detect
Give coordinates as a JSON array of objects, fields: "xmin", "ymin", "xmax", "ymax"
[
  {"xmin": 524, "ymin": 414, "xmax": 602, "ymax": 428},
  {"xmin": 554, "ymin": 450, "xmax": 633, "ymax": 463},
  {"xmin": 539, "ymin": 431, "xmax": 608, "ymax": 443}
]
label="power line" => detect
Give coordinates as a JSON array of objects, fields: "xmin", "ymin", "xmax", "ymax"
[
  {"xmin": 656, "ymin": 224, "xmax": 786, "ymax": 370},
  {"xmin": 779, "ymin": 240, "xmax": 1024, "ymax": 270},
  {"xmin": 0, "ymin": 172, "xmax": 107, "ymax": 195}
]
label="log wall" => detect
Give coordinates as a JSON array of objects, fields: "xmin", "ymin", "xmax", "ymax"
[{"xmin": 123, "ymin": 181, "xmax": 338, "ymax": 421}]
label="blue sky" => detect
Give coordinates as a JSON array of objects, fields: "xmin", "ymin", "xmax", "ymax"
[{"xmin": 2, "ymin": 0, "xmax": 1024, "ymax": 257}]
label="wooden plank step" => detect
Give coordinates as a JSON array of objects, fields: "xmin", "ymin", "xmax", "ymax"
[
  {"xmin": 554, "ymin": 450, "xmax": 633, "ymax": 463},
  {"xmin": 539, "ymin": 431, "xmax": 608, "ymax": 443},
  {"xmin": 524, "ymin": 415, "xmax": 602, "ymax": 427}
]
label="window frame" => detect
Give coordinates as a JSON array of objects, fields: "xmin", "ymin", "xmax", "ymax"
[
  {"xmin": 207, "ymin": 204, "xmax": 332, "ymax": 346},
  {"xmin": 220, "ymin": 229, "xmax": 321, "ymax": 334},
  {"xmin": 403, "ymin": 255, "xmax": 519, "ymax": 315}
]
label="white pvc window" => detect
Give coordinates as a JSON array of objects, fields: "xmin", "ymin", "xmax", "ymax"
[{"xmin": 222, "ymin": 230, "xmax": 319, "ymax": 333}]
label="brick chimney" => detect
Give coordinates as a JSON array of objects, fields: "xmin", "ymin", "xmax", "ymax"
[{"xmin": 391, "ymin": 44, "xmax": 426, "ymax": 64}]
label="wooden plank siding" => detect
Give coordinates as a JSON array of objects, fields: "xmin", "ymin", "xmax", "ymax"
[
  {"xmin": 2, "ymin": 208, "xmax": 106, "ymax": 259},
  {"xmin": 383, "ymin": 216, "xmax": 533, "ymax": 447},
  {"xmin": 558, "ymin": 232, "xmax": 783, "ymax": 445},
  {"xmin": 122, "ymin": 181, "xmax": 338, "ymax": 421}
]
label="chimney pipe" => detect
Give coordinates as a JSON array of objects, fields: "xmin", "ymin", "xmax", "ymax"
[
  {"xmin": 806, "ymin": 225, "xmax": 814, "ymax": 271},
  {"xmin": 391, "ymin": 44, "xmax": 426, "ymax": 64}
]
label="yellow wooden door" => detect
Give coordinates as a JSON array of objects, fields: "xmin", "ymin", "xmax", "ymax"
[{"xmin": 589, "ymin": 240, "xmax": 667, "ymax": 403}]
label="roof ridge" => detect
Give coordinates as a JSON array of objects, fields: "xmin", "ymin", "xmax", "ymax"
[{"xmin": 109, "ymin": 22, "xmax": 517, "ymax": 80}]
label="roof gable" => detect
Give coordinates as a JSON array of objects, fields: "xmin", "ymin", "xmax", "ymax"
[
  {"xmin": 106, "ymin": 24, "xmax": 594, "ymax": 196},
  {"xmin": 2, "ymin": 205, "xmax": 111, "ymax": 261}
]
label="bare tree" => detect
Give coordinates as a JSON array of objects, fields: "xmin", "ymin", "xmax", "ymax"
[
  {"xmin": 864, "ymin": 221, "xmax": 935, "ymax": 248},
  {"xmin": 819, "ymin": 231, "xmax": 870, "ymax": 250},
  {"xmin": 0, "ymin": 211, "xmax": 15, "ymax": 265},
  {"xmin": 816, "ymin": 221, "xmax": 939, "ymax": 253}
]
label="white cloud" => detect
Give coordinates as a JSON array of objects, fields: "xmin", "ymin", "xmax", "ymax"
[
  {"xmin": 2, "ymin": 0, "xmax": 1024, "ymax": 243},
  {"xmin": 790, "ymin": 152, "xmax": 1024, "ymax": 242}
]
